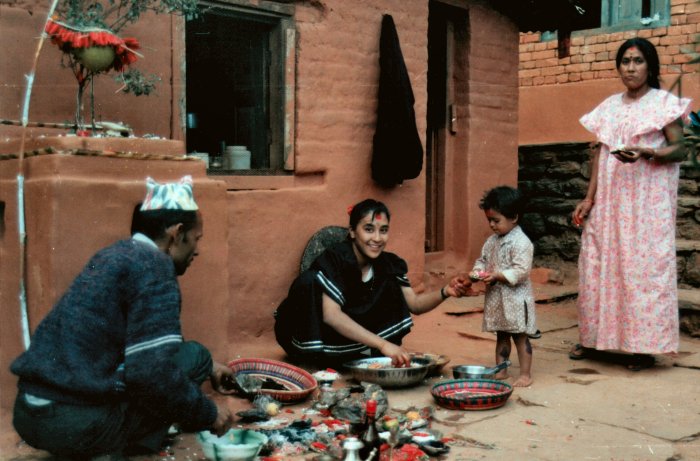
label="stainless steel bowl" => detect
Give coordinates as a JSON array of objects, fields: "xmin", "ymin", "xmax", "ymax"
[
  {"xmin": 343, "ymin": 357, "xmax": 431, "ymax": 387},
  {"xmin": 452, "ymin": 365, "xmax": 497, "ymax": 379},
  {"xmin": 452, "ymin": 360, "xmax": 511, "ymax": 379}
]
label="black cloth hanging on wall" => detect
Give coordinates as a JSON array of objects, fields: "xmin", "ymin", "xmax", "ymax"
[{"xmin": 371, "ymin": 14, "xmax": 423, "ymax": 187}]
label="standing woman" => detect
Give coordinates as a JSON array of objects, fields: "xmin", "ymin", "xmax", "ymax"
[
  {"xmin": 570, "ymin": 38, "xmax": 692, "ymax": 370},
  {"xmin": 275, "ymin": 199, "xmax": 471, "ymax": 367}
]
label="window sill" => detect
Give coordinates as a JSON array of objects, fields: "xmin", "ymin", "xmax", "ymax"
[{"xmin": 207, "ymin": 169, "xmax": 293, "ymax": 190}]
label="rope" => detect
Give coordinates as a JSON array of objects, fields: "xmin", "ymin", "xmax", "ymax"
[{"xmin": 0, "ymin": 147, "xmax": 197, "ymax": 162}]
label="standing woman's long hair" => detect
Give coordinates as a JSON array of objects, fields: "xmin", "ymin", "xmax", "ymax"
[{"xmin": 615, "ymin": 37, "xmax": 661, "ymax": 89}]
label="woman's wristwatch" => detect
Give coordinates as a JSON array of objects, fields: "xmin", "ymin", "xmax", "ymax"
[{"xmin": 440, "ymin": 287, "xmax": 449, "ymax": 300}]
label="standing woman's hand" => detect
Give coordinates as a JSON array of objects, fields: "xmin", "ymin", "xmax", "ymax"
[
  {"xmin": 623, "ymin": 146, "xmax": 656, "ymax": 160},
  {"xmin": 611, "ymin": 149, "xmax": 642, "ymax": 163},
  {"xmin": 572, "ymin": 199, "xmax": 594, "ymax": 227}
]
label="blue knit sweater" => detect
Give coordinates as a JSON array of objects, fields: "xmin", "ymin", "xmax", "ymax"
[{"xmin": 11, "ymin": 238, "xmax": 217, "ymax": 430}]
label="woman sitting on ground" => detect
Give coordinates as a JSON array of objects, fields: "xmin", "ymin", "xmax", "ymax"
[{"xmin": 274, "ymin": 198, "xmax": 471, "ymax": 367}]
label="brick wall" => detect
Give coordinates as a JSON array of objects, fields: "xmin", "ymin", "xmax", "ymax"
[{"xmin": 519, "ymin": 0, "xmax": 700, "ymax": 87}]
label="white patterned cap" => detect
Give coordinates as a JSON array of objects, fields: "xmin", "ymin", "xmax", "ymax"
[{"xmin": 140, "ymin": 175, "xmax": 198, "ymax": 211}]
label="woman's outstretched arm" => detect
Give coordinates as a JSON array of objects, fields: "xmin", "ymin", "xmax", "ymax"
[
  {"xmin": 321, "ymin": 293, "xmax": 411, "ymax": 366},
  {"xmin": 402, "ymin": 276, "xmax": 472, "ymax": 315}
]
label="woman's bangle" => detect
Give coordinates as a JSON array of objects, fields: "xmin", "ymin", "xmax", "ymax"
[
  {"xmin": 643, "ymin": 149, "xmax": 655, "ymax": 160},
  {"xmin": 440, "ymin": 287, "xmax": 449, "ymax": 300},
  {"xmin": 582, "ymin": 198, "xmax": 594, "ymax": 205}
]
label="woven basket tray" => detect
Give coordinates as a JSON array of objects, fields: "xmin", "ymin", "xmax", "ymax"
[
  {"xmin": 228, "ymin": 358, "xmax": 317, "ymax": 403},
  {"xmin": 431, "ymin": 379, "xmax": 513, "ymax": 410}
]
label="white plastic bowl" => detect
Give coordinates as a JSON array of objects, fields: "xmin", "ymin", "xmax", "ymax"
[{"xmin": 197, "ymin": 429, "xmax": 268, "ymax": 461}]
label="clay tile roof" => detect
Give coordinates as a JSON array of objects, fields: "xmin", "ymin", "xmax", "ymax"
[{"xmin": 490, "ymin": 0, "xmax": 592, "ymax": 32}]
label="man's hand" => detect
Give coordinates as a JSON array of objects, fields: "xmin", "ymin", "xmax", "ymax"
[
  {"xmin": 210, "ymin": 361, "xmax": 236, "ymax": 395},
  {"xmin": 210, "ymin": 400, "xmax": 234, "ymax": 436}
]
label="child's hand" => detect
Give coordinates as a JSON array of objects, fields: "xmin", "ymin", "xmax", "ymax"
[{"xmin": 481, "ymin": 272, "xmax": 499, "ymax": 285}]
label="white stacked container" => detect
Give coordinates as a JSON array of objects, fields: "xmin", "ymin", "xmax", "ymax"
[{"xmin": 225, "ymin": 145, "xmax": 251, "ymax": 170}]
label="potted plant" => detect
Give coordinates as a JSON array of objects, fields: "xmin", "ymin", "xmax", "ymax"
[{"xmin": 44, "ymin": 0, "xmax": 198, "ymax": 134}]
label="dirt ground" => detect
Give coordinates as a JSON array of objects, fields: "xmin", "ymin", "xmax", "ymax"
[{"xmin": 2, "ymin": 276, "xmax": 700, "ymax": 461}]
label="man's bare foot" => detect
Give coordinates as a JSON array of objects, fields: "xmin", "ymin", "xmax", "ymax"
[
  {"xmin": 512, "ymin": 375, "xmax": 532, "ymax": 387},
  {"xmin": 493, "ymin": 370, "xmax": 509, "ymax": 380}
]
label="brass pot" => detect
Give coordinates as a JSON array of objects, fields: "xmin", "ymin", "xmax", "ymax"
[{"xmin": 74, "ymin": 46, "xmax": 116, "ymax": 72}]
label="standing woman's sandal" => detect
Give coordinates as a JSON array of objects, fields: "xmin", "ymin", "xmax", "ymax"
[
  {"xmin": 568, "ymin": 344, "xmax": 588, "ymax": 360},
  {"xmin": 626, "ymin": 354, "xmax": 654, "ymax": 371}
]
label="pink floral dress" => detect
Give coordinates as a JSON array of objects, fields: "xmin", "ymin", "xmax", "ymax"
[{"xmin": 578, "ymin": 88, "xmax": 691, "ymax": 354}]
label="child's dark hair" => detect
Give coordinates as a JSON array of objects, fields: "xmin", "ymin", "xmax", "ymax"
[
  {"xmin": 349, "ymin": 199, "xmax": 391, "ymax": 229},
  {"xmin": 479, "ymin": 186, "xmax": 525, "ymax": 220}
]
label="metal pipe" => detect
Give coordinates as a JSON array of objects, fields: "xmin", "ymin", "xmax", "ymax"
[{"xmin": 17, "ymin": 0, "xmax": 61, "ymax": 350}]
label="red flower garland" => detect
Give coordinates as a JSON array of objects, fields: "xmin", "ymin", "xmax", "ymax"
[{"xmin": 45, "ymin": 19, "xmax": 140, "ymax": 72}]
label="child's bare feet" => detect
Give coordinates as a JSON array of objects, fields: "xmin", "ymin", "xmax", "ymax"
[
  {"xmin": 512, "ymin": 375, "xmax": 532, "ymax": 387},
  {"xmin": 493, "ymin": 370, "xmax": 509, "ymax": 380}
]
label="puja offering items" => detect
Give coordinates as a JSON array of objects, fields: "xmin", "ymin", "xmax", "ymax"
[
  {"xmin": 431, "ymin": 379, "xmax": 513, "ymax": 411},
  {"xmin": 313, "ymin": 369, "xmax": 341, "ymax": 387},
  {"xmin": 197, "ymin": 428, "xmax": 268, "ymax": 461},
  {"xmin": 236, "ymin": 394, "xmax": 284, "ymax": 422},
  {"xmin": 228, "ymin": 358, "xmax": 318, "ymax": 403},
  {"xmin": 329, "ymin": 383, "xmax": 388, "ymax": 424},
  {"xmin": 451, "ymin": 359, "xmax": 511, "ymax": 380},
  {"xmin": 343, "ymin": 357, "xmax": 431, "ymax": 388},
  {"xmin": 468, "ymin": 270, "xmax": 490, "ymax": 281}
]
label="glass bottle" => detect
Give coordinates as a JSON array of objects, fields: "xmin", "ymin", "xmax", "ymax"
[{"xmin": 359, "ymin": 399, "xmax": 380, "ymax": 460}]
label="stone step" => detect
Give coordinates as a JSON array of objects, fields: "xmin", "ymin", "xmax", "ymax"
[
  {"xmin": 679, "ymin": 289, "xmax": 700, "ymax": 312},
  {"xmin": 677, "ymin": 238, "xmax": 700, "ymax": 253}
]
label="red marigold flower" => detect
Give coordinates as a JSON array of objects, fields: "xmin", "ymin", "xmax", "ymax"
[{"xmin": 44, "ymin": 19, "xmax": 140, "ymax": 73}]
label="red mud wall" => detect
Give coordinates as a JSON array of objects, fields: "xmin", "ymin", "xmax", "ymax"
[
  {"xmin": 0, "ymin": 0, "xmax": 520, "ymax": 417},
  {"xmin": 222, "ymin": 0, "xmax": 432, "ymax": 343},
  {"xmin": 221, "ymin": 1, "xmax": 519, "ymax": 344},
  {"xmin": 0, "ymin": 138, "xmax": 229, "ymax": 416}
]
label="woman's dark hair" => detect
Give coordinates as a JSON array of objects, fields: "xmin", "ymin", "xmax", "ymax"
[
  {"xmin": 615, "ymin": 37, "xmax": 660, "ymax": 89},
  {"xmin": 479, "ymin": 186, "xmax": 525, "ymax": 220},
  {"xmin": 349, "ymin": 199, "xmax": 391, "ymax": 229},
  {"xmin": 131, "ymin": 204, "xmax": 198, "ymax": 240}
]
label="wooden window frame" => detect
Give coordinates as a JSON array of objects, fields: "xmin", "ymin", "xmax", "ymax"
[
  {"xmin": 540, "ymin": 0, "xmax": 670, "ymax": 42},
  {"xmin": 181, "ymin": 0, "xmax": 296, "ymax": 179}
]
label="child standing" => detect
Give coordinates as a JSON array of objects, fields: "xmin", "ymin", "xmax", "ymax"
[{"xmin": 470, "ymin": 186, "xmax": 536, "ymax": 387}]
